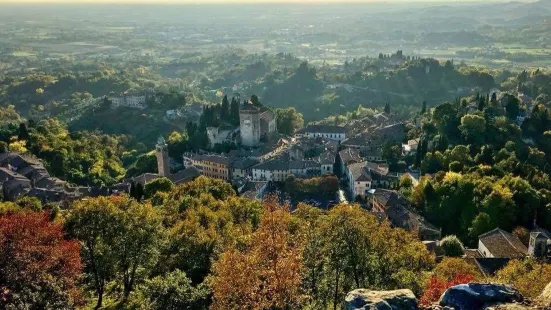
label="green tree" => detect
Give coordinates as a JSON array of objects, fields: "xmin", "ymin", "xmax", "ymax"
[
  {"xmin": 142, "ymin": 269, "xmax": 209, "ymax": 310},
  {"xmin": 468, "ymin": 212, "xmax": 494, "ymax": 241},
  {"xmin": 276, "ymin": 107, "xmax": 304, "ymax": 136},
  {"xmin": 439, "ymin": 235, "xmax": 464, "ymax": 257},
  {"xmin": 221, "ymin": 95, "xmax": 230, "ymax": 121},
  {"xmin": 144, "ymin": 177, "xmax": 174, "ymax": 199}
]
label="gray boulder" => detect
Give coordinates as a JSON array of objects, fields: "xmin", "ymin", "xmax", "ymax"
[
  {"xmin": 345, "ymin": 289, "xmax": 418, "ymax": 310},
  {"xmin": 439, "ymin": 283, "xmax": 523, "ymax": 310}
]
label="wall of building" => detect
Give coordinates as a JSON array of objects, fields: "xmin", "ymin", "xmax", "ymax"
[
  {"xmin": 240, "ymin": 111, "xmax": 261, "ymax": 147},
  {"xmin": 305, "ymin": 132, "xmax": 346, "ymax": 142},
  {"xmin": 478, "ymin": 240, "xmax": 493, "ymax": 258}
]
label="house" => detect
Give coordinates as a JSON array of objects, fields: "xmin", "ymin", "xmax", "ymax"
[
  {"xmin": 346, "ymin": 162, "xmax": 372, "ymax": 199},
  {"xmin": 110, "ymin": 90, "xmax": 149, "ymax": 110},
  {"xmin": 317, "ymin": 151, "xmax": 335, "ymax": 174},
  {"xmin": 337, "ymin": 148, "xmax": 364, "ymax": 177},
  {"xmin": 230, "ymin": 157, "xmax": 259, "ymax": 179},
  {"xmin": 477, "ymin": 228, "xmax": 527, "ymax": 258},
  {"xmin": 371, "ymin": 123, "xmax": 406, "ymax": 145},
  {"xmin": 296, "ymin": 125, "xmax": 347, "ymax": 142},
  {"xmin": 183, "ymin": 153, "xmax": 230, "ymax": 181},
  {"xmin": 371, "ymin": 189, "xmax": 441, "ymax": 241},
  {"xmin": 402, "ymin": 138, "xmax": 420, "ymax": 155},
  {"xmin": 528, "ymin": 227, "xmax": 551, "ymax": 257},
  {"xmin": 341, "ymin": 133, "xmax": 371, "ymax": 150},
  {"xmin": 0, "ymin": 167, "xmax": 32, "ymax": 201}
]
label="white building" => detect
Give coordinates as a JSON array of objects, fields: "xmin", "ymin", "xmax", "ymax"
[
  {"xmin": 110, "ymin": 90, "xmax": 148, "ymax": 110},
  {"xmin": 346, "ymin": 162, "xmax": 371, "ymax": 199},
  {"xmin": 251, "ymin": 159, "xmax": 321, "ymax": 182},
  {"xmin": 296, "ymin": 125, "xmax": 347, "ymax": 142}
]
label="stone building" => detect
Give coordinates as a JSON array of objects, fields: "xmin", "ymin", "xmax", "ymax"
[{"xmin": 240, "ymin": 103, "xmax": 262, "ymax": 147}]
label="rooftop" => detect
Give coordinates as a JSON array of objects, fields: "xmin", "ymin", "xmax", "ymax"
[
  {"xmin": 300, "ymin": 124, "xmax": 347, "ymax": 134},
  {"xmin": 479, "ymin": 228, "xmax": 528, "ymax": 258}
]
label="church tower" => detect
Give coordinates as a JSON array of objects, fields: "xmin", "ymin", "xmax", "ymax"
[{"xmin": 156, "ymin": 136, "xmax": 170, "ymax": 177}]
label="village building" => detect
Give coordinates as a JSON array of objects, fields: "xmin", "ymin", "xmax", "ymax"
[
  {"xmin": 207, "ymin": 126, "xmax": 238, "ymax": 148},
  {"xmin": 110, "ymin": 89, "xmax": 150, "ymax": 110},
  {"xmin": 477, "ymin": 228, "xmax": 528, "ymax": 258},
  {"xmin": 402, "ymin": 138, "xmax": 420, "ymax": 155},
  {"xmin": 528, "ymin": 227, "xmax": 551, "ymax": 257},
  {"xmin": 183, "ymin": 153, "xmax": 230, "ymax": 181},
  {"xmin": 371, "ymin": 189, "xmax": 441, "ymax": 241},
  {"xmin": 251, "ymin": 159, "xmax": 321, "ymax": 182},
  {"xmin": 337, "ymin": 148, "xmax": 364, "ymax": 177},
  {"xmin": 346, "ymin": 162, "xmax": 371, "ymax": 199},
  {"xmin": 295, "ymin": 124, "xmax": 347, "ymax": 142}
]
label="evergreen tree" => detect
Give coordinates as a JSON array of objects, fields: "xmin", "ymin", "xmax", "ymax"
[
  {"xmin": 491, "ymin": 92, "xmax": 497, "ymax": 104},
  {"xmin": 130, "ymin": 181, "xmax": 136, "ymax": 200},
  {"xmin": 250, "ymin": 94, "xmax": 260, "ymax": 106},
  {"xmin": 135, "ymin": 183, "xmax": 144, "ymax": 202},
  {"xmin": 384, "ymin": 102, "xmax": 391, "ymax": 114},
  {"xmin": 421, "ymin": 101, "xmax": 427, "ymax": 114},
  {"xmin": 221, "ymin": 95, "xmax": 230, "ymax": 122},
  {"xmin": 18, "ymin": 123, "xmax": 29, "ymax": 141},
  {"xmin": 230, "ymin": 97, "xmax": 240, "ymax": 125},
  {"xmin": 477, "ymin": 96, "xmax": 486, "ymax": 111}
]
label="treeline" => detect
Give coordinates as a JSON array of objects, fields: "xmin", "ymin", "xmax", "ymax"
[
  {"xmin": 4, "ymin": 176, "xmax": 551, "ymax": 309},
  {"xmin": 0, "ymin": 177, "xmax": 435, "ymax": 309},
  {"xmin": 401, "ymin": 91, "xmax": 551, "ymax": 245}
]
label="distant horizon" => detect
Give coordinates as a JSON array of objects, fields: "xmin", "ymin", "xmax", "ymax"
[{"xmin": 0, "ymin": 0, "xmax": 534, "ymax": 3}]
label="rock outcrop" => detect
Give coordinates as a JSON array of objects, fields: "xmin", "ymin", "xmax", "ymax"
[
  {"xmin": 439, "ymin": 283, "xmax": 523, "ymax": 310},
  {"xmin": 537, "ymin": 281, "xmax": 551, "ymax": 306},
  {"xmin": 345, "ymin": 288, "xmax": 418, "ymax": 310}
]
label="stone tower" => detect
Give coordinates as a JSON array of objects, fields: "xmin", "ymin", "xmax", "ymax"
[
  {"xmin": 239, "ymin": 103, "xmax": 261, "ymax": 147},
  {"xmin": 156, "ymin": 136, "xmax": 170, "ymax": 177}
]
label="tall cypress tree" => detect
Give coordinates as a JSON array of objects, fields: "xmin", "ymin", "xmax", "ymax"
[
  {"xmin": 221, "ymin": 95, "xmax": 230, "ymax": 122},
  {"xmin": 230, "ymin": 97, "xmax": 240, "ymax": 125}
]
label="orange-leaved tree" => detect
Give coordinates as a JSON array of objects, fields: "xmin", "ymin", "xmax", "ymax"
[
  {"xmin": 211, "ymin": 198, "xmax": 305, "ymax": 309},
  {"xmin": 0, "ymin": 211, "xmax": 82, "ymax": 309}
]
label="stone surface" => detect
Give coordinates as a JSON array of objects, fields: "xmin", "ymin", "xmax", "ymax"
[
  {"xmin": 537, "ymin": 281, "xmax": 551, "ymax": 307},
  {"xmin": 439, "ymin": 283, "xmax": 523, "ymax": 310},
  {"xmin": 345, "ymin": 288, "xmax": 418, "ymax": 310}
]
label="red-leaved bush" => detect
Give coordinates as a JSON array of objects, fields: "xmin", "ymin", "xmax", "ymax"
[{"xmin": 420, "ymin": 274, "xmax": 475, "ymax": 306}]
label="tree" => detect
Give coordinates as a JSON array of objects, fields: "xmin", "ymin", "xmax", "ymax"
[
  {"xmin": 0, "ymin": 141, "xmax": 8, "ymax": 153},
  {"xmin": 421, "ymin": 101, "xmax": 427, "ymax": 114},
  {"xmin": 276, "ymin": 107, "xmax": 304, "ymax": 136},
  {"xmin": 459, "ymin": 114, "xmax": 486, "ymax": 145},
  {"xmin": 142, "ymin": 270, "xmax": 209, "ymax": 310},
  {"xmin": 18, "ymin": 123, "xmax": 29, "ymax": 141},
  {"xmin": 1, "ymin": 211, "xmax": 82, "ymax": 309},
  {"xmin": 65, "ymin": 197, "xmax": 121, "ymax": 309},
  {"xmin": 495, "ymin": 258, "xmax": 551, "ymax": 298},
  {"xmin": 144, "ymin": 177, "xmax": 174, "ymax": 199},
  {"xmin": 512, "ymin": 226, "xmax": 530, "ymax": 246},
  {"xmin": 468, "ymin": 212, "xmax": 494, "ymax": 241},
  {"xmin": 230, "ymin": 97, "xmax": 240, "ymax": 125},
  {"xmin": 66, "ymin": 196, "xmax": 164, "ymax": 306},
  {"xmin": 211, "ymin": 198, "xmax": 305, "ymax": 309},
  {"xmin": 439, "ymin": 235, "xmax": 464, "ymax": 257},
  {"xmin": 384, "ymin": 102, "xmax": 391, "ymax": 114},
  {"xmin": 505, "ymin": 95, "xmax": 520, "ymax": 120},
  {"xmin": 221, "ymin": 95, "xmax": 230, "ymax": 121},
  {"xmin": 250, "ymin": 94, "xmax": 261, "ymax": 106},
  {"xmin": 136, "ymin": 182, "xmax": 145, "ymax": 202}
]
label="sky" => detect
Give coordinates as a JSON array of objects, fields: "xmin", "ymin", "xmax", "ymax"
[{"xmin": 0, "ymin": 0, "xmax": 512, "ymax": 3}]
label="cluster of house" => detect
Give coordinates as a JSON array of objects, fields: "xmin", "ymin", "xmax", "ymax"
[{"xmin": 0, "ymin": 152, "xmax": 129, "ymax": 205}]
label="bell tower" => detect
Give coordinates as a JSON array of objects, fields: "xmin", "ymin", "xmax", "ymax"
[{"xmin": 156, "ymin": 136, "xmax": 170, "ymax": 177}]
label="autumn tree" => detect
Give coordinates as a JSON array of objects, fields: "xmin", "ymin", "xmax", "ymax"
[
  {"xmin": 0, "ymin": 211, "xmax": 82, "ymax": 309},
  {"xmin": 495, "ymin": 258, "xmax": 551, "ymax": 298},
  {"xmin": 211, "ymin": 198, "xmax": 305, "ymax": 309}
]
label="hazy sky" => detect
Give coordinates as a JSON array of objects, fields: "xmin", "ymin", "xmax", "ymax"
[{"xmin": 0, "ymin": 0, "xmax": 509, "ymax": 3}]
